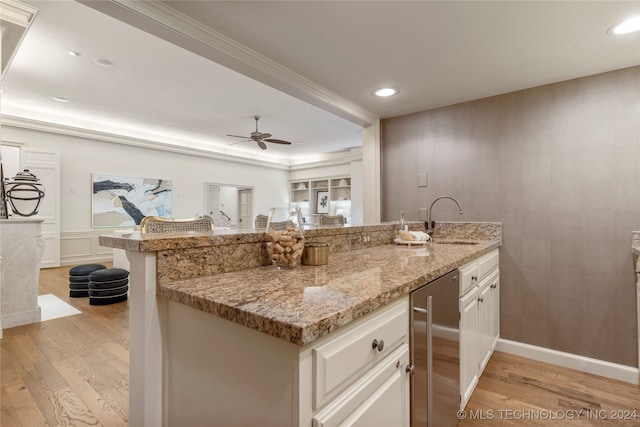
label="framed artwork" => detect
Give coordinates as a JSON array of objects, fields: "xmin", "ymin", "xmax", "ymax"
[
  {"xmin": 316, "ymin": 190, "xmax": 329, "ymax": 214},
  {"xmin": 92, "ymin": 173, "xmax": 172, "ymax": 227}
]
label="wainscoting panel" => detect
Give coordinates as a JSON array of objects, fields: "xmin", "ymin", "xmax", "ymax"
[{"xmin": 60, "ymin": 230, "xmax": 118, "ymax": 266}]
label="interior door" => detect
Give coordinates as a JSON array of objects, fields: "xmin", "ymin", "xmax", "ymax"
[
  {"xmin": 238, "ymin": 188, "xmax": 252, "ymax": 229},
  {"xmin": 205, "ymin": 184, "xmax": 221, "ymax": 226},
  {"xmin": 21, "ymin": 147, "xmax": 60, "ymax": 268}
]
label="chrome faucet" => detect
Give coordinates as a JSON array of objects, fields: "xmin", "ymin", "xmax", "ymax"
[{"xmin": 425, "ymin": 196, "xmax": 463, "ymax": 235}]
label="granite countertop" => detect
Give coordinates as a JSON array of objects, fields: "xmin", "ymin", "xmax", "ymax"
[
  {"xmin": 159, "ymin": 239, "xmax": 500, "ymax": 346},
  {"xmin": 99, "ymin": 224, "xmax": 404, "ymax": 252},
  {"xmin": 99, "ymin": 227, "xmax": 255, "ymax": 252},
  {"xmin": 99, "ymin": 221, "xmax": 503, "ymax": 252}
]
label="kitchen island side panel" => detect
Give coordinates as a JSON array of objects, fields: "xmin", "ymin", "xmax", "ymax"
[{"xmin": 164, "ymin": 299, "xmax": 301, "ymax": 427}]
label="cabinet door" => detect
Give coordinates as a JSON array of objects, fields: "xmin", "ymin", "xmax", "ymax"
[
  {"xmin": 313, "ymin": 345, "xmax": 410, "ymax": 427},
  {"xmin": 478, "ymin": 277, "xmax": 493, "ymax": 373},
  {"xmin": 489, "ymin": 270, "xmax": 500, "ymax": 352},
  {"xmin": 459, "ymin": 287, "xmax": 479, "ymax": 409}
]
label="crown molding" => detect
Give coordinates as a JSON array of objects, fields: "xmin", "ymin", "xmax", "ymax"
[
  {"xmin": 1, "ymin": 115, "xmax": 291, "ymax": 170},
  {"xmin": 1, "ymin": 114, "xmax": 361, "ymax": 171},
  {"xmin": 78, "ymin": 0, "xmax": 379, "ymax": 127}
]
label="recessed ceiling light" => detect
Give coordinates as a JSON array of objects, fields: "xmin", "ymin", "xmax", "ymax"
[
  {"xmin": 51, "ymin": 96, "xmax": 69, "ymax": 103},
  {"xmin": 372, "ymin": 87, "xmax": 398, "ymax": 97},
  {"xmin": 67, "ymin": 50, "xmax": 81, "ymax": 56},
  {"xmin": 93, "ymin": 58, "xmax": 114, "ymax": 67},
  {"xmin": 610, "ymin": 16, "xmax": 640, "ymax": 35}
]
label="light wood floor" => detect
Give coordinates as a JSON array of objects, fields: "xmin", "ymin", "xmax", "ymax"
[
  {"xmin": 1, "ymin": 265, "xmax": 639, "ymax": 426},
  {"xmin": 1, "ymin": 264, "xmax": 129, "ymax": 427}
]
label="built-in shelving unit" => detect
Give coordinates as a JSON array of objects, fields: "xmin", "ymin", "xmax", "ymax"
[{"xmin": 290, "ymin": 176, "xmax": 351, "ymax": 224}]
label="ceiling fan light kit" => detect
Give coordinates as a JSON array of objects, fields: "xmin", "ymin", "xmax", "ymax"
[{"xmin": 227, "ymin": 116, "xmax": 293, "ymax": 150}]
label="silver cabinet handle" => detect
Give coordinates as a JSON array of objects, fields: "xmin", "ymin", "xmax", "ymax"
[
  {"xmin": 406, "ymin": 364, "xmax": 415, "ymax": 375},
  {"xmin": 478, "ymin": 297, "xmax": 484, "ymax": 303},
  {"xmin": 372, "ymin": 339, "xmax": 384, "ymax": 352},
  {"xmin": 471, "ymin": 275, "xmax": 478, "ymax": 281}
]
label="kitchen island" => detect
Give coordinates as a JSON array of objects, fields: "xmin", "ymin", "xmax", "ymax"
[{"xmin": 100, "ymin": 222, "xmax": 501, "ymax": 426}]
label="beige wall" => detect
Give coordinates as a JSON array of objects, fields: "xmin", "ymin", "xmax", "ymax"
[{"xmin": 381, "ymin": 66, "xmax": 640, "ymax": 366}]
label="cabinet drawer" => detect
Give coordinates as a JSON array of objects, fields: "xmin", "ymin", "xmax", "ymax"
[
  {"xmin": 477, "ymin": 250, "xmax": 499, "ymax": 280},
  {"xmin": 313, "ymin": 345, "xmax": 410, "ymax": 427},
  {"xmin": 312, "ymin": 299, "xmax": 409, "ymax": 409},
  {"xmin": 459, "ymin": 262, "xmax": 479, "ymax": 297}
]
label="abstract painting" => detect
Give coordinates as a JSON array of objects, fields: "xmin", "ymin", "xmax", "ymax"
[{"xmin": 92, "ymin": 174, "xmax": 172, "ymax": 227}]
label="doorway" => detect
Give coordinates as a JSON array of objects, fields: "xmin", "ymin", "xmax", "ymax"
[{"xmin": 203, "ymin": 183, "xmax": 254, "ymax": 230}]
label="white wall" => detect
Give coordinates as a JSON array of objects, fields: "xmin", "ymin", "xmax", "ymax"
[
  {"xmin": 4, "ymin": 126, "xmax": 289, "ymax": 230},
  {"xmin": 3, "ymin": 126, "xmax": 290, "ymax": 264},
  {"xmin": 289, "ymin": 163, "xmax": 350, "ymax": 181},
  {"xmin": 381, "ymin": 66, "xmax": 640, "ymax": 367}
]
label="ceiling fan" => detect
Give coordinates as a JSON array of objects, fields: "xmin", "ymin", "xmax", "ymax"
[{"xmin": 227, "ymin": 116, "xmax": 293, "ymax": 150}]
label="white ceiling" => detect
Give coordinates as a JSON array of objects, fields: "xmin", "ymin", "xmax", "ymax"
[{"xmin": 2, "ymin": 0, "xmax": 639, "ymax": 166}]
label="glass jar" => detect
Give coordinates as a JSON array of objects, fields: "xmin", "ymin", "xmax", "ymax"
[{"xmin": 266, "ymin": 207, "xmax": 305, "ymax": 268}]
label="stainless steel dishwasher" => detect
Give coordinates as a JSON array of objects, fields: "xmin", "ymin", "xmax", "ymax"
[{"xmin": 410, "ymin": 269, "xmax": 460, "ymax": 427}]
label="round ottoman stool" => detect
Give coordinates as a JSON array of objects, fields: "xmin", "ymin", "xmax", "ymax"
[
  {"xmin": 69, "ymin": 263, "xmax": 106, "ymax": 298},
  {"xmin": 88, "ymin": 268, "xmax": 129, "ymax": 305}
]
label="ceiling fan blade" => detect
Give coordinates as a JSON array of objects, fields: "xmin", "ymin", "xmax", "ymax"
[
  {"xmin": 264, "ymin": 138, "xmax": 292, "ymax": 145},
  {"xmin": 257, "ymin": 140, "xmax": 267, "ymax": 150},
  {"xmin": 258, "ymin": 132, "xmax": 272, "ymax": 139},
  {"xmin": 227, "ymin": 134, "xmax": 250, "ymax": 139}
]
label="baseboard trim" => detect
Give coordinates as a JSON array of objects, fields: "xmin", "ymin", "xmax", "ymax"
[
  {"xmin": 497, "ymin": 338, "xmax": 639, "ymax": 385},
  {"xmin": 60, "ymin": 256, "xmax": 112, "ymax": 267}
]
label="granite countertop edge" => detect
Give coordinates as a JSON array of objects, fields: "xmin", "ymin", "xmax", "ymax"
[
  {"xmin": 98, "ymin": 221, "xmax": 503, "ymax": 252},
  {"xmin": 158, "ymin": 239, "xmax": 501, "ymax": 346}
]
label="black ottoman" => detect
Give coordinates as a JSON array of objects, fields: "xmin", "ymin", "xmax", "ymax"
[
  {"xmin": 88, "ymin": 268, "xmax": 129, "ymax": 305},
  {"xmin": 69, "ymin": 263, "xmax": 106, "ymax": 298}
]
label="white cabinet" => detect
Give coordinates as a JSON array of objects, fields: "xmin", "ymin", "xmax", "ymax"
[
  {"xmin": 308, "ymin": 297, "xmax": 410, "ymax": 426},
  {"xmin": 164, "ymin": 296, "xmax": 411, "ymax": 427},
  {"xmin": 459, "ymin": 284, "xmax": 479, "ymax": 408},
  {"xmin": 312, "ymin": 299, "xmax": 408, "ymax": 408},
  {"xmin": 313, "ymin": 345, "xmax": 410, "ymax": 427},
  {"xmin": 458, "ymin": 249, "xmax": 499, "ymax": 409},
  {"xmin": 290, "ymin": 176, "xmax": 351, "ymax": 224},
  {"xmin": 478, "ymin": 270, "xmax": 499, "ymax": 372}
]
